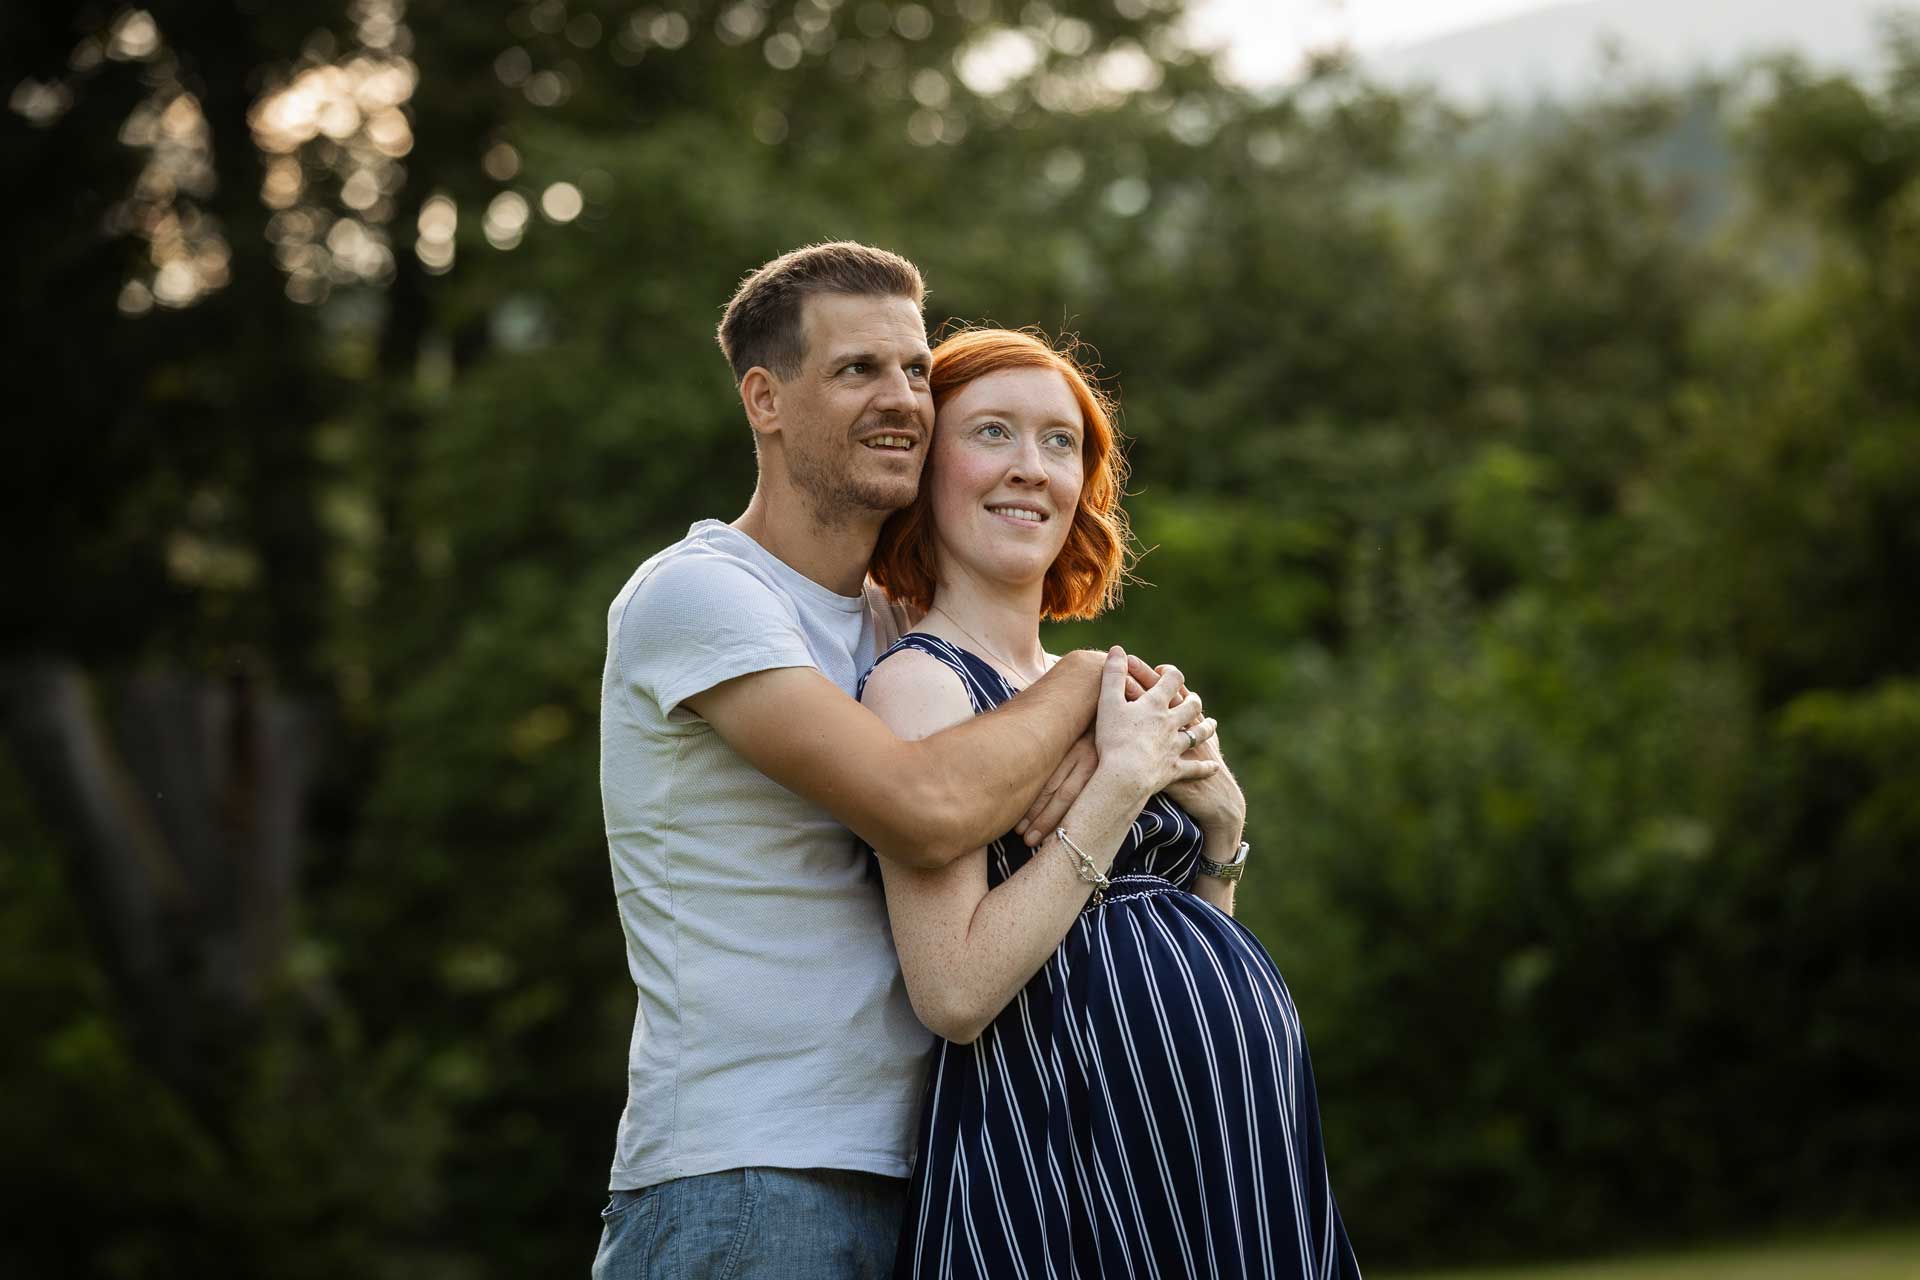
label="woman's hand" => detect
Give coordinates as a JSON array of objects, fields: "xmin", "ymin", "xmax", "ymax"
[
  {"xmin": 1140, "ymin": 664, "xmax": 1246, "ymax": 837},
  {"xmin": 1091, "ymin": 648, "xmax": 1217, "ymax": 804},
  {"xmin": 1012, "ymin": 653, "xmax": 1191, "ymax": 847}
]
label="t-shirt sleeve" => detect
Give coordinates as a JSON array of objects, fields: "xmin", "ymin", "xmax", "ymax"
[{"xmin": 615, "ymin": 551, "xmax": 817, "ymax": 720}]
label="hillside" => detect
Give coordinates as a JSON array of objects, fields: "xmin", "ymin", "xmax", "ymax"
[{"xmin": 1365, "ymin": 0, "xmax": 1902, "ymax": 101}]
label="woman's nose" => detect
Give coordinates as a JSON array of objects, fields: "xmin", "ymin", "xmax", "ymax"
[{"xmin": 1007, "ymin": 436, "xmax": 1048, "ymax": 485}]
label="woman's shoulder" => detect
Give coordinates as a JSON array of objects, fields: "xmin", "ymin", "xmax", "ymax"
[
  {"xmin": 865, "ymin": 632, "xmax": 978, "ymax": 688},
  {"xmin": 859, "ymin": 640, "xmax": 979, "ymax": 739},
  {"xmin": 863, "ymin": 639, "xmax": 965, "ymax": 693}
]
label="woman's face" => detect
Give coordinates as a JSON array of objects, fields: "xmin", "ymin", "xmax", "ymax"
[{"xmin": 928, "ymin": 366, "xmax": 1086, "ymax": 594}]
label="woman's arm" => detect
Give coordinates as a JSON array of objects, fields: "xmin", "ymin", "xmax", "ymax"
[
  {"xmin": 863, "ymin": 647, "xmax": 1215, "ymax": 1044},
  {"xmin": 1188, "ymin": 814, "xmax": 1246, "ymax": 916}
]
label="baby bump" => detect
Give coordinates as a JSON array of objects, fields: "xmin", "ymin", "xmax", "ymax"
[{"xmin": 1054, "ymin": 877, "xmax": 1309, "ymax": 1121}]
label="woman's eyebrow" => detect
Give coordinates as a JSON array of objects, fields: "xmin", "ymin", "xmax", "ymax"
[{"xmin": 963, "ymin": 405, "xmax": 1076, "ymax": 424}]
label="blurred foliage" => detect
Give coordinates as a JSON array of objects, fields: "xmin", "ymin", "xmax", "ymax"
[{"xmin": 3, "ymin": 1, "xmax": 1919, "ymax": 1275}]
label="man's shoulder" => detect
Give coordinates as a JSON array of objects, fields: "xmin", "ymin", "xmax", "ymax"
[
  {"xmin": 605, "ymin": 522, "xmax": 820, "ymax": 708},
  {"xmin": 613, "ymin": 523, "xmax": 781, "ymax": 619}
]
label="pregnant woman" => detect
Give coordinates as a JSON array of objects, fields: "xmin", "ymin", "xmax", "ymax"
[{"xmin": 860, "ymin": 327, "xmax": 1359, "ymax": 1279}]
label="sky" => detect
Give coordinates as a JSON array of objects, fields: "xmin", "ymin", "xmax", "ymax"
[{"xmin": 1182, "ymin": 0, "xmax": 1556, "ymax": 85}]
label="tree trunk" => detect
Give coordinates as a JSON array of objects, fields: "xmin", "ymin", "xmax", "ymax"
[{"xmin": 1, "ymin": 658, "xmax": 317, "ymax": 1122}]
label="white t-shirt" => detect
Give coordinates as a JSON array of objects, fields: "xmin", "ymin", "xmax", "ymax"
[{"xmin": 600, "ymin": 519, "xmax": 929, "ymax": 1189}]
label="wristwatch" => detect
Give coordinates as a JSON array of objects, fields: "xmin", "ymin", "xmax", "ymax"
[{"xmin": 1194, "ymin": 840, "xmax": 1249, "ymax": 882}]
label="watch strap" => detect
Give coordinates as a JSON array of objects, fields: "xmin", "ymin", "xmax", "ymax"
[{"xmin": 1195, "ymin": 840, "xmax": 1249, "ymax": 882}]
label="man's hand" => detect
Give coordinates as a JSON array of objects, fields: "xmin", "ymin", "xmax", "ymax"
[
  {"xmin": 1015, "ymin": 731, "xmax": 1098, "ymax": 846},
  {"xmin": 1127, "ymin": 655, "xmax": 1181, "ymax": 701}
]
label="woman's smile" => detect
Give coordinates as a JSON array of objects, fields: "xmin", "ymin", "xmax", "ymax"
[{"xmin": 986, "ymin": 501, "xmax": 1050, "ymax": 526}]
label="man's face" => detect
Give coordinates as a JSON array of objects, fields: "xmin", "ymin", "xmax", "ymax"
[{"xmin": 774, "ymin": 292, "xmax": 933, "ymax": 527}]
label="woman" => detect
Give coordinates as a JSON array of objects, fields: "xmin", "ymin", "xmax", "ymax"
[{"xmin": 860, "ymin": 328, "xmax": 1359, "ymax": 1279}]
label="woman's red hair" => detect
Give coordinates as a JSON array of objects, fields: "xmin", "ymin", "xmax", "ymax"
[{"xmin": 871, "ymin": 327, "xmax": 1133, "ymax": 621}]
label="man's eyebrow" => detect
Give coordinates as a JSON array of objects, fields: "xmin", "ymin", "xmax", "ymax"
[{"xmin": 826, "ymin": 348, "xmax": 934, "ymax": 368}]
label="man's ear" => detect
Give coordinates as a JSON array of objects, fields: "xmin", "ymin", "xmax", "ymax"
[{"xmin": 740, "ymin": 366, "xmax": 780, "ymax": 437}]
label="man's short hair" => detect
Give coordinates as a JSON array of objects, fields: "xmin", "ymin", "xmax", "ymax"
[{"xmin": 716, "ymin": 241, "xmax": 927, "ymax": 384}]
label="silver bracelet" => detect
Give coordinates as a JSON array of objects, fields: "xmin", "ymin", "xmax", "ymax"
[{"xmin": 1054, "ymin": 827, "xmax": 1111, "ymax": 891}]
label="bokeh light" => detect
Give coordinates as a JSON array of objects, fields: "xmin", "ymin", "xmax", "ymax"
[
  {"xmin": 248, "ymin": 0, "xmax": 414, "ymax": 302},
  {"xmin": 539, "ymin": 182, "xmax": 583, "ymax": 224},
  {"xmin": 764, "ymin": 33, "xmax": 803, "ymax": 69},
  {"xmin": 104, "ymin": 50, "xmax": 230, "ymax": 313},
  {"xmin": 9, "ymin": 79, "xmax": 74, "ymax": 127},
  {"xmin": 483, "ymin": 141, "xmax": 521, "ymax": 180},
  {"xmin": 483, "ymin": 191, "xmax": 529, "ymax": 249},
  {"xmin": 415, "ymin": 193, "xmax": 456, "ymax": 274},
  {"xmin": 107, "ymin": 9, "xmax": 160, "ymax": 61}
]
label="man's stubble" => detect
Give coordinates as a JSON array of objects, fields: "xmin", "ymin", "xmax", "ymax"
[{"xmin": 786, "ymin": 410, "xmax": 925, "ymax": 534}]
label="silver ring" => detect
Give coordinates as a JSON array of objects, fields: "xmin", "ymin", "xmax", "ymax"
[{"xmin": 1182, "ymin": 728, "xmax": 1197, "ymax": 750}]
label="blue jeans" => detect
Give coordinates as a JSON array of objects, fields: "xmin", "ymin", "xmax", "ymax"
[{"xmin": 591, "ymin": 1167, "xmax": 906, "ymax": 1279}]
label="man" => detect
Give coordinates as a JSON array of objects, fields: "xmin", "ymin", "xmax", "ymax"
[{"xmin": 593, "ymin": 242, "xmax": 1205, "ymax": 1277}]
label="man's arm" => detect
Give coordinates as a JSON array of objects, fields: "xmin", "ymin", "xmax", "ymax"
[{"xmin": 684, "ymin": 650, "xmax": 1105, "ymax": 869}]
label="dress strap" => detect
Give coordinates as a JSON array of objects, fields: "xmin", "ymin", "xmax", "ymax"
[{"xmin": 859, "ymin": 632, "xmax": 1017, "ymax": 716}]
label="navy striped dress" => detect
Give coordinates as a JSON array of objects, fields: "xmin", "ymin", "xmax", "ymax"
[{"xmin": 862, "ymin": 634, "xmax": 1359, "ymax": 1280}]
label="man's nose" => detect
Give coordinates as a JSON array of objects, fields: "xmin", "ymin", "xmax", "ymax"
[{"xmin": 872, "ymin": 365, "xmax": 920, "ymax": 413}]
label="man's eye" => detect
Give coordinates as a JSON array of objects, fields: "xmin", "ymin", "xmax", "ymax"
[
  {"xmin": 844, "ymin": 362, "xmax": 869, "ymax": 376},
  {"xmin": 907, "ymin": 364, "xmax": 929, "ymax": 379}
]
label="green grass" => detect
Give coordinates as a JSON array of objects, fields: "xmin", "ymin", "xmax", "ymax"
[{"xmin": 1379, "ymin": 1227, "xmax": 1920, "ymax": 1280}]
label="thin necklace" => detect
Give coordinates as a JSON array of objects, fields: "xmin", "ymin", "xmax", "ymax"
[{"xmin": 927, "ymin": 605, "xmax": 1051, "ymax": 688}]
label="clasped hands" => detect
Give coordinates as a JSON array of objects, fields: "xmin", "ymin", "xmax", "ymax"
[{"xmin": 1013, "ymin": 649, "xmax": 1244, "ymax": 849}]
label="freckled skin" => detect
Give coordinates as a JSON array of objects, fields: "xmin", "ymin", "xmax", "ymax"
[{"xmin": 927, "ymin": 367, "xmax": 1086, "ymax": 595}]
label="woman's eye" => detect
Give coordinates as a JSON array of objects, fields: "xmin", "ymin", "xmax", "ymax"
[
  {"xmin": 980, "ymin": 422, "xmax": 1008, "ymax": 438},
  {"xmin": 1047, "ymin": 432, "xmax": 1076, "ymax": 449}
]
